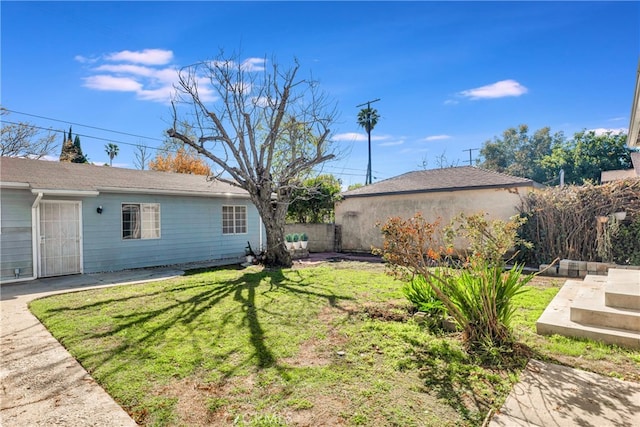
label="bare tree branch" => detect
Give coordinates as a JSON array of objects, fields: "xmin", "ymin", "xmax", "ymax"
[
  {"xmin": 168, "ymin": 53, "xmax": 338, "ymax": 266},
  {"xmin": 1, "ymin": 110, "xmax": 58, "ymax": 159}
]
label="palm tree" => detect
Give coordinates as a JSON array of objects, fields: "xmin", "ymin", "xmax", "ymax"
[
  {"xmin": 105, "ymin": 143, "xmax": 119, "ymax": 166},
  {"xmin": 357, "ymin": 107, "xmax": 379, "ymax": 185}
]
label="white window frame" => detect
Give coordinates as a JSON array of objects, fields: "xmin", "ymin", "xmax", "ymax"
[
  {"xmin": 222, "ymin": 205, "xmax": 247, "ymax": 235},
  {"xmin": 122, "ymin": 203, "xmax": 161, "ymax": 240}
]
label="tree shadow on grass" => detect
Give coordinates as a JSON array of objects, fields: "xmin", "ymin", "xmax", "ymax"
[
  {"xmin": 32, "ymin": 266, "xmax": 354, "ymax": 390},
  {"xmin": 401, "ymin": 331, "xmax": 564, "ymax": 425}
]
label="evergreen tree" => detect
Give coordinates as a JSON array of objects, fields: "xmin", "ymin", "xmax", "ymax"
[{"xmin": 59, "ymin": 126, "xmax": 88, "ymax": 163}]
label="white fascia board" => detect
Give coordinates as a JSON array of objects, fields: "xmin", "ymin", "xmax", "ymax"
[
  {"xmin": 97, "ymin": 186, "xmax": 251, "ymax": 198},
  {"xmin": 0, "ymin": 181, "xmax": 30, "ymax": 189},
  {"xmin": 629, "ymin": 58, "xmax": 640, "ymax": 148},
  {"xmin": 31, "ymin": 189, "xmax": 100, "ymax": 197}
]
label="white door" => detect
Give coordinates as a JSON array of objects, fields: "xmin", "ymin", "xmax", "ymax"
[{"xmin": 39, "ymin": 201, "xmax": 82, "ymax": 277}]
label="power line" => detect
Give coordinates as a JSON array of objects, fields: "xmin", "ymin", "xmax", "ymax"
[
  {"xmin": 4, "ymin": 109, "xmax": 387, "ymax": 180},
  {"xmin": 4, "ymin": 108, "xmax": 165, "ymax": 142},
  {"xmin": 1, "ymin": 120, "xmax": 171, "ymax": 153}
]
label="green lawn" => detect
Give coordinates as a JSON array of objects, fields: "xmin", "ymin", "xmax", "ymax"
[{"xmin": 29, "ymin": 263, "xmax": 640, "ymax": 426}]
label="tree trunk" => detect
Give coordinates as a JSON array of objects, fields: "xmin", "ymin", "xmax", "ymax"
[{"xmin": 255, "ymin": 196, "xmax": 292, "ymax": 268}]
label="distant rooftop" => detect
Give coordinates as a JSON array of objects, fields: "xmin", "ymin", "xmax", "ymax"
[
  {"xmin": 0, "ymin": 157, "xmax": 248, "ymax": 197},
  {"xmin": 341, "ymin": 166, "xmax": 536, "ymax": 198}
]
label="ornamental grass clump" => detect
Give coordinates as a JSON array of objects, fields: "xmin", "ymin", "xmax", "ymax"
[{"xmin": 376, "ymin": 212, "xmax": 534, "ymax": 359}]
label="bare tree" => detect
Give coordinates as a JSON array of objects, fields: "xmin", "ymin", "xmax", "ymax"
[
  {"xmin": 419, "ymin": 151, "xmax": 460, "ymax": 170},
  {"xmin": 1, "ymin": 108, "xmax": 57, "ymax": 158},
  {"xmin": 133, "ymin": 143, "xmax": 150, "ymax": 170},
  {"xmin": 168, "ymin": 54, "xmax": 337, "ymax": 267}
]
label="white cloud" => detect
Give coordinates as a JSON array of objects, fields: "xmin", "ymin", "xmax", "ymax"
[
  {"xmin": 459, "ymin": 79, "xmax": 528, "ymax": 100},
  {"xmin": 332, "ymin": 132, "xmax": 393, "ymax": 143},
  {"xmin": 241, "ymin": 57, "xmax": 266, "ymax": 72},
  {"xmin": 83, "ymin": 75, "xmax": 142, "ymax": 92},
  {"xmin": 74, "ymin": 55, "xmax": 97, "ymax": 64},
  {"xmin": 333, "ymin": 132, "xmax": 368, "ymax": 142},
  {"xmin": 423, "ymin": 135, "xmax": 452, "ymax": 141},
  {"xmin": 138, "ymin": 87, "xmax": 176, "ymax": 102},
  {"xmin": 378, "ymin": 140, "xmax": 404, "ymax": 147},
  {"xmin": 94, "ymin": 64, "xmax": 157, "ymax": 77},
  {"xmin": 105, "ymin": 49, "xmax": 174, "ymax": 65},
  {"xmin": 589, "ymin": 128, "xmax": 627, "ymax": 136},
  {"xmin": 79, "ymin": 49, "xmax": 230, "ymax": 103}
]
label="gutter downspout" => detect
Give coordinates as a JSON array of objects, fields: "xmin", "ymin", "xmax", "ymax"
[
  {"xmin": 30, "ymin": 192, "xmax": 43, "ymax": 280},
  {"xmin": 259, "ymin": 216, "xmax": 264, "ymax": 252}
]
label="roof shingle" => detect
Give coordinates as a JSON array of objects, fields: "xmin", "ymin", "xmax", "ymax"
[
  {"xmin": 0, "ymin": 157, "xmax": 248, "ymax": 197},
  {"xmin": 341, "ymin": 166, "xmax": 535, "ymax": 198}
]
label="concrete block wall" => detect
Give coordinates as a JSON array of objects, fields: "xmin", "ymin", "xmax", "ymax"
[
  {"xmin": 285, "ymin": 223, "xmax": 336, "ymax": 252},
  {"xmin": 540, "ymin": 259, "xmax": 639, "ymax": 277}
]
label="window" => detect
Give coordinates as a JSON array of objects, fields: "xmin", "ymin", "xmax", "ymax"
[
  {"xmin": 222, "ymin": 205, "xmax": 247, "ymax": 234},
  {"xmin": 122, "ymin": 203, "xmax": 160, "ymax": 239}
]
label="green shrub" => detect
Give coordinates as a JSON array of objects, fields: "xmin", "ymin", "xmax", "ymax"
[
  {"xmin": 292, "ymin": 233, "xmax": 300, "ymax": 242},
  {"xmin": 300, "ymin": 233, "xmax": 308, "ymax": 242},
  {"xmin": 612, "ymin": 216, "xmax": 640, "ymax": 265},
  {"xmin": 445, "ymin": 262, "xmax": 532, "ymax": 356},
  {"xmin": 378, "ymin": 212, "xmax": 534, "ymax": 360},
  {"xmin": 285, "ymin": 234, "xmax": 294, "ymax": 243},
  {"xmin": 403, "ymin": 274, "xmax": 447, "ymax": 317}
]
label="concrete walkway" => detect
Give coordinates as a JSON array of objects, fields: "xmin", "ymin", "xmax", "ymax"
[
  {"xmin": 1, "ymin": 267, "xmax": 184, "ymax": 427},
  {"xmin": 490, "ymin": 359, "xmax": 640, "ymax": 426},
  {"xmin": 2, "ymin": 259, "xmax": 639, "ymax": 426}
]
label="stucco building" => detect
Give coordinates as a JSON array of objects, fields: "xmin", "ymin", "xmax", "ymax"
[
  {"xmin": 0, "ymin": 157, "xmax": 264, "ymax": 283},
  {"xmin": 335, "ymin": 166, "xmax": 537, "ymax": 253}
]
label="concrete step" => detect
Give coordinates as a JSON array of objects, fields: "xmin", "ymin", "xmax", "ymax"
[
  {"xmin": 536, "ymin": 280, "xmax": 640, "ymax": 349},
  {"xmin": 605, "ymin": 269, "xmax": 640, "ymax": 310},
  {"xmin": 570, "ymin": 286, "xmax": 640, "ymax": 332}
]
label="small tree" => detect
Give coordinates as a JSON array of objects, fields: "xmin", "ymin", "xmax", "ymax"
[
  {"xmin": 133, "ymin": 143, "xmax": 150, "ymax": 170},
  {"xmin": 149, "ymin": 147, "xmax": 212, "ymax": 175},
  {"xmin": 287, "ymin": 174, "xmax": 342, "ymax": 223},
  {"xmin": 377, "ymin": 212, "xmax": 533, "ymax": 357},
  {"xmin": 59, "ymin": 127, "xmax": 87, "ymax": 163},
  {"xmin": 105, "ymin": 143, "xmax": 119, "ymax": 166},
  {"xmin": 168, "ymin": 53, "xmax": 337, "ymax": 267}
]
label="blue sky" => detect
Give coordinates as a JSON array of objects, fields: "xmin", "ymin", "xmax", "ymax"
[{"xmin": 2, "ymin": 1, "xmax": 639, "ymax": 187}]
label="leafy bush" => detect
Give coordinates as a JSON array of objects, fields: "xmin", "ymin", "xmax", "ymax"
[
  {"xmin": 612, "ymin": 216, "xmax": 640, "ymax": 265},
  {"xmin": 403, "ymin": 274, "xmax": 448, "ymax": 329},
  {"xmin": 377, "ymin": 212, "xmax": 534, "ymax": 358},
  {"xmin": 445, "ymin": 262, "xmax": 532, "ymax": 356}
]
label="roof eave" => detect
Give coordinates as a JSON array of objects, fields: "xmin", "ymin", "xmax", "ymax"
[
  {"xmin": 97, "ymin": 186, "xmax": 250, "ymax": 198},
  {"xmin": 629, "ymin": 58, "xmax": 640, "ymax": 148},
  {"xmin": 341, "ymin": 182, "xmax": 534, "ymax": 199},
  {"xmin": 31, "ymin": 189, "xmax": 100, "ymax": 197}
]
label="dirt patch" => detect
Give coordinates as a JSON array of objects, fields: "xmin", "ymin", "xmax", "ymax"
[
  {"xmin": 153, "ymin": 377, "xmax": 216, "ymax": 426},
  {"xmin": 283, "ymin": 306, "xmax": 351, "ymax": 368},
  {"xmin": 360, "ymin": 300, "xmax": 413, "ymax": 322},
  {"xmin": 282, "ymin": 395, "xmax": 350, "ymax": 427}
]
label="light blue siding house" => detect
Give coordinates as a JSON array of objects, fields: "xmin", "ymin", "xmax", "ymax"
[{"xmin": 0, "ymin": 157, "xmax": 264, "ymax": 283}]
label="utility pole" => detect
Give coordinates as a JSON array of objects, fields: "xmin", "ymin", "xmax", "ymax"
[
  {"xmin": 356, "ymin": 98, "xmax": 380, "ymax": 185},
  {"xmin": 462, "ymin": 148, "xmax": 479, "ymax": 166}
]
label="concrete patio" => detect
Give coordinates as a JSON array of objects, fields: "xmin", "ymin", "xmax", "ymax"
[{"xmin": 537, "ymin": 269, "xmax": 640, "ymax": 349}]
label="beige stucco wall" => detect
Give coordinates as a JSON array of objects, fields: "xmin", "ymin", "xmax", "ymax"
[
  {"xmin": 284, "ymin": 223, "xmax": 336, "ymax": 252},
  {"xmin": 335, "ymin": 186, "xmax": 531, "ymax": 253}
]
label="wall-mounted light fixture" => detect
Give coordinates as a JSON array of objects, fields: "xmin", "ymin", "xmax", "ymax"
[{"xmin": 97, "ymin": 206, "xmax": 103, "ymax": 214}]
